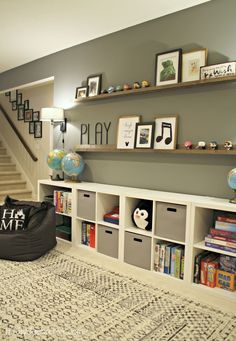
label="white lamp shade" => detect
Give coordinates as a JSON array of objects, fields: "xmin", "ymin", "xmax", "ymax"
[{"xmin": 40, "ymin": 107, "xmax": 64, "ymax": 122}]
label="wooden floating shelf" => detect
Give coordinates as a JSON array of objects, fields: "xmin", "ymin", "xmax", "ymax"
[
  {"xmin": 75, "ymin": 144, "xmax": 236, "ymax": 155},
  {"xmin": 74, "ymin": 75, "xmax": 236, "ymax": 102}
]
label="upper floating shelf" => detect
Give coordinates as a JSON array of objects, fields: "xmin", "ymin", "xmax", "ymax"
[{"xmin": 74, "ymin": 75, "xmax": 236, "ymax": 102}]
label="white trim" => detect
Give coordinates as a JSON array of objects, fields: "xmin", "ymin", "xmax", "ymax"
[{"xmin": 0, "ymin": 76, "xmax": 54, "ymax": 94}]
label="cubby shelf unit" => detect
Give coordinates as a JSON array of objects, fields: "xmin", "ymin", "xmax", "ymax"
[{"xmin": 38, "ymin": 179, "xmax": 236, "ymax": 304}]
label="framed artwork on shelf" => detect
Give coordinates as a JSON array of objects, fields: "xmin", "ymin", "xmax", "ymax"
[
  {"xmin": 11, "ymin": 101, "xmax": 17, "ymax": 111},
  {"xmin": 29, "ymin": 122, "xmax": 35, "ymax": 134},
  {"xmin": 182, "ymin": 48, "xmax": 208, "ymax": 82},
  {"xmin": 155, "ymin": 49, "xmax": 182, "ymax": 86},
  {"xmin": 34, "ymin": 121, "xmax": 42, "ymax": 138},
  {"xmin": 24, "ymin": 109, "xmax": 33, "ymax": 122},
  {"xmin": 135, "ymin": 122, "xmax": 155, "ymax": 149},
  {"xmin": 32, "ymin": 111, "xmax": 40, "ymax": 121},
  {"xmin": 75, "ymin": 86, "xmax": 87, "ymax": 99},
  {"xmin": 17, "ymin": 105, "xmax": 24, "ymax": 120},
  {"xmin": 87, "ymin": 74, "xmax": 102, "ymax": 97},
  {"xmin": 117, "ymin": 115, "xmax": 141, "ymax": 149},
  {"xmin": 200, "ymin": 61, "xmax": 236, "ymax": 80},
  {"xmin": 154, "ymin": 115, "xmax": 178, "ymax": 150}
]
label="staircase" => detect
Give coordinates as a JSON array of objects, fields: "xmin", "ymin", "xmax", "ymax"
[{"xmin": 0, "ymin": 141, "xmax": 32, "ymax": 202}]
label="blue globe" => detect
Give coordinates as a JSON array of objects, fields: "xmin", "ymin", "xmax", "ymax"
[
  {"xmin": 61, "ymin": 153, "xmax": 85, "ymax": 179},
  {"xmin": 228, "ymin": 168, "xmax": 236, "ymax": 190},
  {"xmin": 47, "ymin": 149, "xmax": 66, "ymax": 170}
]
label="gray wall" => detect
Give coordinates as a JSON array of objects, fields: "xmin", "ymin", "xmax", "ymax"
[{"xmin": 0, "ymin": 0, "xmax": 235, "ymax": 198}]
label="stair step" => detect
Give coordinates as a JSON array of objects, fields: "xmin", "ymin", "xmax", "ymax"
[
  {"xmin": 0, "ymin": 189, "xmax": 32, "ymax": 202},
  {"xmin": 0, "ymin": 147, "xmax": 7, "ymax": 155},
  {"xmin": 0, "ymin": 163, "xmax": 16, "ymax": 171},
  {"xmin": 0, "ymin": 155, "xmax": 11, "ymax": 163},
  {"xmin": 0, "ymin": 171, "xmax": 21, "ymax": 180},
  {"xmin": 0, "ymin": 180, "xmax": 26, "ymax": 191}
]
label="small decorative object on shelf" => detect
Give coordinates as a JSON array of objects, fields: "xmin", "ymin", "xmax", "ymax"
[
  {"xmin": 209, "ymin": 141, "xmax": 218, "ymax": 150},
  {"xmin": 61, "ymin": 152, "xmax": 85, "ymax": 182},
  {"xmin": 132, "ymin": 200, "xmax": 152, "ymax": 231},
  {"xmin": 155, "ymin": 49, "xmax": 182, "ymax": 86},
  {"xmin": 115, "ymin": 85, "xmax": 123, "ymax": 91},
  {"xmin": 133, "ymin": 81, "xmax": 141, "ymax": 89},
  {"xmin": 227, "ymin": 168, "xmax": 236, "ymax": 203},
  {"xmin": 141, "ymin": 80, "xmax": 150, "ymax": 88},
  {"xmin": 184, "ymin": 140, "xmax": 193, "ymax": 149},
  {"xmin": 195, "ymin": 141, "xmax": 206, "ymax": 149},
  {"xmin": 224, "ymin": 140, "xmax": 233, "ymax": 150},
  {"xmin": 107, "ymin": 86, "xmax": 115, "ymax": 93},
  {"xmin": 200, "ymin": 61, "xmax": 236, "ymax": 80},
  {"xmin": 87, "ymin": 74, "xmax": 102, "ymax": 97},
  {"xmin": 103, "ymin": 206, "xmax": 119, "ymax": 225},
  {"xmin": 47, "ymin": 149, "xmax": 66, "ymax": 181},
  {"xmin": 123, "ymin": 83, "xmax": 132, "ymax": 90}
]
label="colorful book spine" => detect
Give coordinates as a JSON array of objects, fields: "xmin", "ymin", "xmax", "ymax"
[
  {"xmin": 200, "ymin": 254, "xmax": 217, "ymax": 285},
  {"xmin": 194, "ymin": 251, "xmax": 210, "ymax": 284},
  {"xmin": 170, "ymin": 246, "xmax": 177, "ymax": 276},
  {"xmin": 216, "ymin": 215, "xmax": 236, "ymax": 224},
  {"xmin": 175, "ymin": 247, "xmax": 183, "ymax": 279},
  {"xmin": 180, "ymin": 253, "xmax": 185, "ymax": 280},
  {"xmin": 86, "ymin": 224, "xmax": 90, "ymax": 246},
  {"xmin": 209, "ymin": 234, "xmax": 236, "ymax": 243},
  {"xmin": 205, "ymin": 242, "xmax": 236, "ymax": 254},
  {"xmin": 154, "ymin": 243, "xmax": 161, "ymax": 272},
  {"xmin": 164, "ymin": 244, "xmax": 173, "ymax": 274},
  {"xmin": 210, "ymin": 228, "xmax": 236, "ymax": 239},
  {"xmin": 81, "ymin": 221, "xmax": 87, "ymax": 245},
  {"xmin": 205, "ymin": 235, "xmax": 236, "ymax": 249},
  {"xmin": 90, "ymin": 224, "xmax": 96, "ymax": 248},
  {"xmin": 215, "ymin": 221, "xmax": 236, "ymax": 232},
  {"xmin": 159, "ymin": 244, "xmax": 166, "ymax": 273}
]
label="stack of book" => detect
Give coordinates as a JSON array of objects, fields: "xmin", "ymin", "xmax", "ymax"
[
  {"xmin": 154, "ymin": 242, "xmax": 184, "ymax": 279},
  {"xmin": 81, "ymin": 221, "xmax": 95, "ymax": 248},
  {"xmin": 53, "ymin": 190, "xmax": 72, "ymax": 215},
  {"xmin": 204, "ymin": 212, "xmax": 236, "ymax": 254}
]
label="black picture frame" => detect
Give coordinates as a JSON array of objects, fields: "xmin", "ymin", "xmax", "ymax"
[
  {"xmin": 155, "ymin": 48, "xmax": 182, "ymax": 86},
  {"xmin": 32, "ymin": 111, "xmax": 40, "ymax": 121},
  {"xmin": 24, "ymin": 109, "xmax": 33, "ymax": 122},
  {"xmin": 10, "ymin": 90, "xmax": 18, "ymax": 103},
  {"xmin": 17, "ymin": 105, "xmax": 24, "ymax": 120},
  {"xmin": 12, "ymin": 101, "xmax": 17, "ymax": 111},
  {"xmin": 29, "ymin": 122, "xmax": 35, "ymax": 134},
  {"xmin": 17, "ymin": 93, "xmax": 22, "ymax": 105},
  {"xmin": 34, "ymin": 121, "xmax": 42, "ymax": 138},
  {"xmin": 87, "ymin": 74, "xmax": 102, "ymax": 97},
  {"xmin": 135, "ymin": 122, "xmax": 155, "ymax": 149},
  {"xmin": 75, "ymin": 86, "xmax": 87, "ymax": 99},
  {"xmin": 24, "ymin": 100, "xmax": 29, "ymax": 110},
  {"xmin": 5, "ymin": 91, "xmax": 10, "ymax": 97}
]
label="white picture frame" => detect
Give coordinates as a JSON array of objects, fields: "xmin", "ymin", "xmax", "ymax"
[
  {"xmin": 154, "ymin": 115, "xmax": 178, "ymax": 150},
  {"xmin": 182, "ymin": 48, "xmax": 208, "ymax": 82},
  {"xmin": 117, "ymin": 115, "xmax": 141, "ymax": 149}
]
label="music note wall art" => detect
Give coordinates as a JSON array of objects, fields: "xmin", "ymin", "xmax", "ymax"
[
  {"xmin": 154, "ymin": 115, "xmax": 178, "ymax": 150},
  {"xmin": 117, "ymin": 115, "xmax": 141, "ymax": 149}
]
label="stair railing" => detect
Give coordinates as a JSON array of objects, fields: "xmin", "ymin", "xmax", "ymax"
[{"xmin": 0, "ymin": 103, "xmax": 38, "ymax": 162}]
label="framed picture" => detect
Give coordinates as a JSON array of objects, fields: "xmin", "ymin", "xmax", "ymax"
[
  {"xmin": 75, "ymin": 86, "xmax": 87, "ymax": 99},
  {"xmin": 5, "ymin": 91, "xmax": 10, "ymax": 97},
  {"xmin": 135, "ymin": 122, "xmax": 155, "ymax": 149},
  {"xmin": 12, "ymin": 101, "xmax": 17, "ymax": 111},
  {"xmin": 17, "ymin": 92, "xmax": 22, "ymax": 105},
  {"xmin": 10, "ymin": 90, "xmax": 17, "ymax": 103},
  {"xmin": 34, "ymin": 121, "xmax": 42, "ymax": 138},
  {"xmin": 24, "ymin": 109, "xmax": 33, "ymax": 122},
  {"xmin": 17, "ymin": 105, "xmax": 24, "ymax": 120},
  {"xmin": 32, "ymin": 111, "xmax": 40, "ymax": 121},
  {"xmin": 155, "ymin": 49, "xmax": 182, "ymax": 86},
  {"xmin": 24, "ymin": 100, "xmax": 29, "ymax": 110},
  {"xmin": 154, "ymin": 115, "xmax": 178, "ymax": 150},
  {"xmin": 29, "ymin": 122, "xmax": 35, "ymax": 134},
  {"xmin": 200, "ymin": 61, "xmax": 236, "ymax": 80},
  {"xmin": 87, "ymin": 74, "xmax": 102, "ymax": 97},
  {"xmin": 182, "ymin": 48, "xmax": 208, "ymax": 82},
  {"xmin": 117, "ymin": 115, "xmax": 141, "ymax": 149}
]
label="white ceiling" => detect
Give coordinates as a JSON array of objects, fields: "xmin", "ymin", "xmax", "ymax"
[{"xmin": 0, "ymin": 0, "xmax": 210, "ymax": 73}]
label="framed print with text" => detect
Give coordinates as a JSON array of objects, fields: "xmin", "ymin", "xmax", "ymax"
[{"xmin": 117, "ymin": 115, "xmax": 140, "ymax": 149}]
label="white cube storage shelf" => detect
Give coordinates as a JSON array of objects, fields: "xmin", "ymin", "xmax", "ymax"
[{"xmin": 38, "ymin": 180, "xmax": 236, "ymax": 303}]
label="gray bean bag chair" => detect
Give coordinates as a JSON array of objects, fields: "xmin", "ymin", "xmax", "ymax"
[{"xmin": 0, "ymin": 196, "xmax": 57, "ymax": 261}]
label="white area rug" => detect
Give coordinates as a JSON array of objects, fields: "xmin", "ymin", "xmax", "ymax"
[{"xmin": 0, "ymin": 247, "xmax": 235, "ymax": 340}]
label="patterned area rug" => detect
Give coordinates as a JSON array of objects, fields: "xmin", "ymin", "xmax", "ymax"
[{"xmin": 0, "ymin": 249, "xmax": 235, "ymax": 341}]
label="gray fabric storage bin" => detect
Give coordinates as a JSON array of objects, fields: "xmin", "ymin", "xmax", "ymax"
[
  {"xmin": 97, "ymin": 225, "xmax": 119, "ymax": 259},
  {"xmin": 124, "ymin": 232, "xmax": 151, "ymax": 270},
  {"xmin": 77, "ymin": 190, "xmax": 96, "ymax": 221},
  {"xmin": 155, "ymin": 202, "xmax": 186, "ymax": 242}
]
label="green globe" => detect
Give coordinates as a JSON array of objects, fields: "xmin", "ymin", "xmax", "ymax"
[
  {"xmin": 228, "ymin": 168, "xmax": 236, "ymax": 190},
  {"xmin": 61, "ymin": 152, "xmax": 85, "ymax": 179},
  {"xmin": 47, "ymin": 149, "xmax": 66, "ymax": 170}
]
